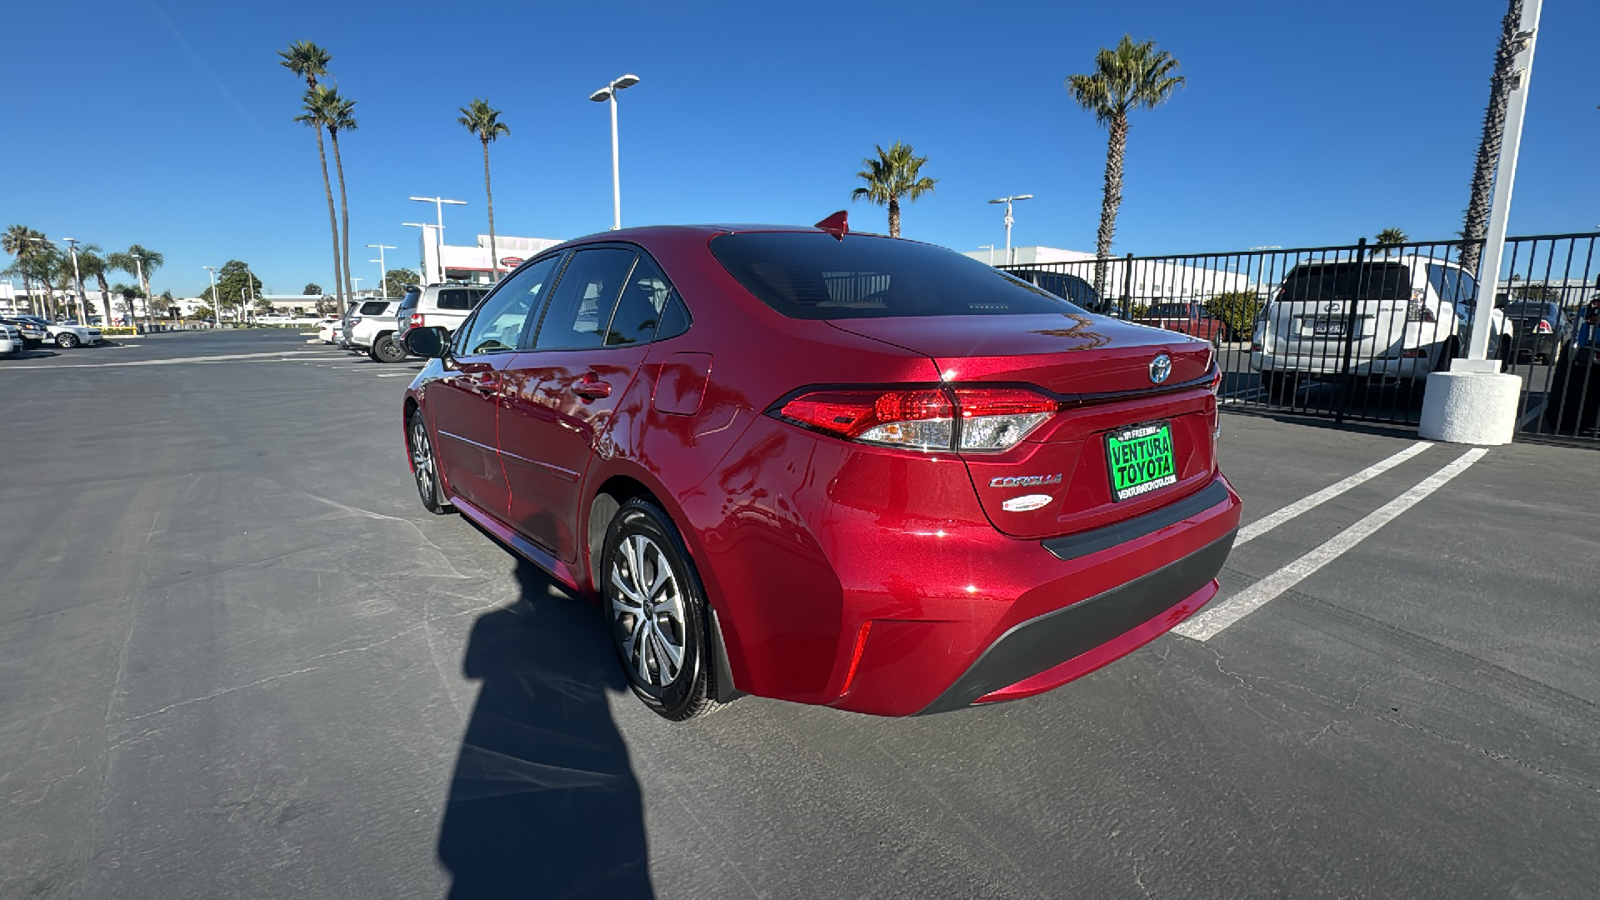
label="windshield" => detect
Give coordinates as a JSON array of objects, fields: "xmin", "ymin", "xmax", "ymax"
[
  {"xmin": 710, "ymin": 232, "xmax": 1079, "ymax": 319},
  {"xmin": 1280, "ymin": 262, "xmax": 1411, "ymax": 302}
]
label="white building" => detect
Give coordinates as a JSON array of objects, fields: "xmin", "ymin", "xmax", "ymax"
[
  {"xmin": 414, "ymin": 232, "xmax": 564, "ymax": 285},
  {"xmin": 963, "ymin": 245, "xmax": 1257, "ymax": 302}
]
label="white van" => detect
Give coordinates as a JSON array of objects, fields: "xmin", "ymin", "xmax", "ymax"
[{"xmin": 1251, "ymin": 255, "xmax": 1510, "ymax": 389}]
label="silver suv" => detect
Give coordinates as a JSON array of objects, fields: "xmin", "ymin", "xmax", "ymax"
[
  {"xmin": 345, "ymin": 299, "xmax": 406, "ymax": 362},
  {"xmin": 394, "ymin": 283, "xmax": 488, "ymax": 348}
]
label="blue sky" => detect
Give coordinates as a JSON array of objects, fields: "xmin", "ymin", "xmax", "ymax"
[{"xmin": 4, "ymin": 0, "xmax": 1597, "ymax": 297}]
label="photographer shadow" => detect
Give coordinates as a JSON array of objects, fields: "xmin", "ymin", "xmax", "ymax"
[{"xmin": 437, "ymin": 559, "xmax": 654, "ymax": 899}]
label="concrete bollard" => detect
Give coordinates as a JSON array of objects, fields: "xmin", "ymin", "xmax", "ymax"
[{"xmin": 1418, "ymin": 360, "xmax": 1522, "ymax": 445}]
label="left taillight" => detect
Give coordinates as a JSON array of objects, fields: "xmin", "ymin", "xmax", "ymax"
[{"xmin": 775, "ymin": 387, "xmax": 1057, "ymax": 453}]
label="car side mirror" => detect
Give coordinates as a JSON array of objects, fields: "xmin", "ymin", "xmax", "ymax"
[{"xmin": 403, "ymin": 326, "xmax": 451, "ymax": 358}]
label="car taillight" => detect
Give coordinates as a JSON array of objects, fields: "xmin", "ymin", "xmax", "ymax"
[
  {"xmin": 776, "ymin": 387, "xmax": 1056, "ymax": 453},
  {"xmin": 410, "ymin": 313, "xmax": 424, "ymax": 327},
  {"xmin": 348, "ymin": 316, "xmax": 362, "ymax": 325},
  {"xmin": 1405, "ymin": 298, "xmax": 1436, "ymax": 323},
  {"xmin": 1208, "ymin": 365, "xmax": 1223, "ymax": 397},
  {"xmin": 1536, "ymin": 319, "xmax": 1553, "ymax": 334}
]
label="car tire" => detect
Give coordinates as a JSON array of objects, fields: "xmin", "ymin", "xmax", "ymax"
[
  {"xmin": 1435, "ymin": 338, "xmax": 1460, "ymax": 373},
  {"xmin": 601, "ymin": 498, "xmax": 721, "ymax": 722},
  {"xmin": 56, "ymin": 332, "xmax": 79, "ymax": 349},
  {"xmin": 406, "ymin": 411, "xmax": 454, "ymax": 515},
  {"xmin": 371, "ymin": 333, "xmax": 407, "ymax": 363},
  {"xmin": 1262, "ymin": 371, "xmax": 1296, "ymax": 402}
]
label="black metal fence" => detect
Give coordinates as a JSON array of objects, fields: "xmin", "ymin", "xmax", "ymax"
[{"xmin": 1001, "ymin": 232, "xmax": 1600, "ymax": 445}]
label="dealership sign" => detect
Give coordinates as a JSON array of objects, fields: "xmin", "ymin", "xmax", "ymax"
[{"xmin": 499, "ymin": 256, "xmax": 524, "ymax": 267}]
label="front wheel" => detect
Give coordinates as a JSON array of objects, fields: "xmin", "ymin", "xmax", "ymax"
[
  {"xmin": 406, "ymin": 411, "xmax": 454, "ymax": 515},
  {"xmin": 601, "ymin": 498, "xmax": 720, "ymax": 721},
  {"xmin": 370, "ymin": 334, "xmax": 406, "ymax": 363},
  {"xmin": 56, "ymin": 332, "xmax": 79, "ymax": 349}
]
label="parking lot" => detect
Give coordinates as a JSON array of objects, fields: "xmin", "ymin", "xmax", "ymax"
[{"xmin": 2, "ymin": 329, "xmax": 1597, "ymax": 898}]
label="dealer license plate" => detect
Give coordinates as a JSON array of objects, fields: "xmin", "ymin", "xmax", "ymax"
[
  {"xmin": 1106, "ymin": 422, "xmax": 1178, "ymax": 502},
  {"xmin": 1310, "ymin": 317, "xmax": 1345, "ymax": 337}
]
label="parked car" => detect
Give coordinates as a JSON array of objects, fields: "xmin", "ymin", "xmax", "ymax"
[
  {"xmin": 1251, "ymin": 255, "xmax": 1511, "ymax": 392},
  {"xmin": 1499, "ymin": 300, "xmax": 1572, "ymax": 364},
  {"xmin": 0, "ymin": 323, "xmax": 23, "ymax": 357},
  {"xmin": 394, "ymin": 283, "xmax": 489, "ymax": 349},
  {"xmin": 315, "ymin": 315, "xmax": 342, "ymax": 344},
  {"xmin": 13, "ymin": 314, "xmax": 103, "ymax": 348},
  {"xmin": 1007, "ymin": 269, "xmax": 1107, "ymax": 312},
  {"xmin": 0, "ymin": 315, "xmax": 47, "ymax": 350},
  {"xmin": 345, "ymin": 299, "xmax": 404, "ymax": 361},
  {"xmin": 1134, "ymin": 301, "xmax": 1227, "ymax": 346},
  {"xmin": 400, "ymin": 219, "xmax": 1240, "ymax": 721}
]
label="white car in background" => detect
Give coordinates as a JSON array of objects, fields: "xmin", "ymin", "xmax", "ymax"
[
  {"xmin": 0, "ymin": 323, "xmax": 23, "ymax": 357},
  {"xmin": 16, "ymin": 315, "xmax": 104, "ymax": 349},
  {"xmin": 315, "ymin": 315, "xmax": 342, "ymax": 343}
]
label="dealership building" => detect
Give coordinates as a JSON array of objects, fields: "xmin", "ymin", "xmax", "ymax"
[{"xmin": 414, "ymin": 231, "xmax": 564, "ymax": 284}]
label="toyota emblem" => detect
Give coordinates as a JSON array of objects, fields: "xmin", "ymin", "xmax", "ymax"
[{"xmin": 1149, "ymin": 353, "xmax": 1172, "ymax": 384}]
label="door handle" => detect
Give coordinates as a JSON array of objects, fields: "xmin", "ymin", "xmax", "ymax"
[
  {"xmin": 466, "ymin": 374, "xmax": 499, "ymax": 396},
  {"xmin": 572, "ymin": 378, "xmax": 612, "ymax": 399}
]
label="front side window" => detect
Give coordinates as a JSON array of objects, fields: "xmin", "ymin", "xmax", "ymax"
[
  {"xmin": 532, "ymin": 247, "xmax": 637, "ymax": 351},
  {"xmin": 456, "ymin": 255, "xmax": 562, "ymax": 355}
]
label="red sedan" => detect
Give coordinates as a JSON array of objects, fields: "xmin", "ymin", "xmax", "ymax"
[{"xmin": 401, "ymin": 217, "xmax": 1240, "ymax": 720}]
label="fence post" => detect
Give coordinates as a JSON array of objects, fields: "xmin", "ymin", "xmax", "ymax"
[
  {"xmin": 1121, "ymin": 253, "xmax": 1135, "ymax": 317},
  {"xmin": 1335, "ymin": 239, "xmax": 1368, "ymax": 424}
]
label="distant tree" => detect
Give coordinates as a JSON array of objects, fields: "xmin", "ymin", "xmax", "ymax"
[
  {"xmin": 1511, "ymin": 284, "xmax": 1563, "ymax": 303},
  {"xmin": 1374, "ymin": 228, "xmax": 1408, "ymax": 248},
  {"xmin": 280, "ymin": 40, "xmax": 343, "ymax": 308},
  {"xmin": 1067, "ymin": 35, "xmax": 1185, "ymax": 294},
  {"xmin": 459, "ymin": 99, "xmax": 510, "ymax": 281},
  {"xmin": 1458, "ymin": 0, "xmax": 1524, "ymax": 278},
  {"xmin": 198, "ymin": 260, "xmax": 263, "ymax": 322},
  {"xmin": 851, "ymin": 141, "xmax": 937, "ymax": 238},
  {"xmin": 301, "ymin": 85, "xmax": 359, "ymax": 304},
  {"xmin": 108, "ymin": 245, "xmax": 163, "ymax": 326},
  {"xmin": 2, "ymin": 224, "xmax": 54, "ymax": 316},
  {"xmin": 253, "ymin": 296, "xmax": 276, "ymax": 315},
  {"xmin": 384, "ymin": 267, "xmax": 420, "ymax": 298},
  {"xmin": 193, "ymin": 304, "xmax": 215, "ymax": 321},
  {"xmin": 303, "ymin": 282, "xmax": 323, "ymax": 295},
  {"xmin": 315, "ymin": 296, "xmax": 338, "ymax": 315}
]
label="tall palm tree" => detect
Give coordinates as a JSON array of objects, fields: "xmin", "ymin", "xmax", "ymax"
[
  {"xmin": 305, "ymin": 86, "xmax": 358, "ymax": 303},
  {"xmin": 107, "ymin": 246, "xmax": 162, "ymax": 324},
  {"xmin": 1458, "ymin": 0, "xmax": 1523, "ymax": 278},
  {"xmin": 458, "ymin": 99, "xmax": 510, "ymax": 281},
  {"xmin": 1374, "ymin": 228, "xmax": 1408, "ymax": 248},
  {"xmin": 851, "ymin": 141, "xmax": 937, "ymax": 238},
  {"xmin": 76, "ymin": 245, "xmax": 115, "ymax": 323},
  {"xmin": 280, "ymin": 40, "xmax": 344, "ymax": 308},
  {"xmin": 1066, "ymin": 35, "xmax": 1185, "ymax": 294},
  {"xmin": 3, "ymin": 224, "xmax": 51, "ymax": 315}
]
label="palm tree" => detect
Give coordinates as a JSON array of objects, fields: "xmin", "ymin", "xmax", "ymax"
[
  {"xmin": 1066, "ymin": 35, "xmax": 1185, "ymax": 294},
  {"xmin": 303, "ymin": 85, "xmax": 358, "ymax": 303},
  {"xmin": 851, "ymin": 141, "xmax": 937, "ymax": 238},
  {"xmin": 107, "ymin": 246, "xmax": 162, "ymax": 325},
  {"xmin": 280, "ymin": 41, "xmax": 344, "ymax": 308},
  {"xmin": 458, "ymin": 99, "xmax": 510, "ymax": 281},
  {"xmin": 1374, "ymin": 228, "xmax": 1408, "ymax": 248},
  {"xmin": 75, "ymin": 245, "xmax": 114, "ymax": 323},
  {"xmin": 1458, "ymin": 0, "xmax": 1523, "ymax": 278},
  {"xmin": 3, "ymin": 225, "xmax": 52, "ymax": 316}
]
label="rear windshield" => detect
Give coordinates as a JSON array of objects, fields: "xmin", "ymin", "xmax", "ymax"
[
  {"xmin": 1502, "ymin": 302, "xmax": 1556, "ymax": 317},
  {"xmin": 1279, "ymin": 262, "xmax": 1411, "ymax": 302},
  {"xmin": 359, "ymin": 301, "xmax": 390, "ymax": 316},
  {"xmin": 709, "ymin": 232, "xmax": 1078, "ymax": 319},
  {"xmin": 397, "ymin": 288, "xmax": 421, "ymax": 311},
  {"xmin": 1146, "ymin": 303, "xmax": 1194, "ymax": 318}
]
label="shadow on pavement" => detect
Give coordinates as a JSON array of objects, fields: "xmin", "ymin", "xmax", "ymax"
[{"xmin": 437, "ymin": 559, "xmax": 654, "ymax": 900}]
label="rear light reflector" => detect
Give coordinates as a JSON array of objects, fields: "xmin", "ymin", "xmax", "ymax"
[
  {"xmin": 1536, "ymin": 319, "xmax": 1553, "ymax": 334},
  {"xmin": 778, "ymin": 387, "xmax": 1057, "ymax": 452}
]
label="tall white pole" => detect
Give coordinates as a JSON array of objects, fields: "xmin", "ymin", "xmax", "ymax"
[
  {"xmin": 133, "ymin": 257, "xmax": 146, "ymax": 328},
  {"xmin": 63, "ymin": 238, "xmax": 85, "ymax": 325},
  {"xmin": 204, "ymin": 266, "xmax": 219, "ymax": 326},
  {"xmin": 368, "ymin": 244, "xmax": 395, "ymax": 299},
  {"xmin": 1004, "ymin": 200, "xmax": 1014, "ymax": 266},
  {"xmin": 610, "ymin": 92, "xmax": 622, "ymax": 230},
  {"xmin": 434, "ymin": 201, "xmax": 446, "ymax": 283},
  {"xmin": 1469, "ymin": 0, "xmax": 1542, "ymax": 361}
]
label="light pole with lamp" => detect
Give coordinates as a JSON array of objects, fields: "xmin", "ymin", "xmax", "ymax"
[
  {"xmin": 987, "ymin": 195, "xmax": 1033, "ymax": 266},
  {"xmin": 589, "ymin": 73, "xmax": 640, "ymax": 230},
  {"xmin": 408, "ymin": 196, "xmax": 466, "ymax": 284},
  {"xmin": 61, "ymin": 238, "xmax": 87, "ymax": 325},
  {"xmin": 203, "ymin": 266, "xmax": 220, "ymax": 326},
  {"xmin": 402, "ymin": 223, "xmax": 437, "ymax": 284},
  {"xmin": 351, "ymin": 277, "xmax": 363, "ymax": 297},
  {"xmin": 367, "ymin": 244, "xmax": 396, "ymax": 299}
]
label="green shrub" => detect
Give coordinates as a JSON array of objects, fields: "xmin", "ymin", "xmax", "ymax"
[{"xmin": 1205, "ymin": 291, "xmax": 1265, "ymax": 340}]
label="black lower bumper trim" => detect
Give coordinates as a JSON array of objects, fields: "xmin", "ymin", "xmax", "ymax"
[
  {"xmin": 1040, "ymin": 478, "xmax": 1231, "ymax": 563},
  {"xmin": 918, "ymin": 530, "xmax": 1236, "ymax": 715}
]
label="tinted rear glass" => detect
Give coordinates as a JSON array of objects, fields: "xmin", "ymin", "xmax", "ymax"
[
  {"xmin": 1146, "ymin": 303, "xmax": 1194, "ymax": 318},
  {"xmin": 1280, "ymin": 262, "xmax": 1411, "ymax": 302},
  {"xmin": 710, "ymin": 233, "xmax": 1077, "ymax": 319},
  {"xmin": 359, "ymin": 301, "xmax": 390, "ymax": 315},
  {"xmin": 397, "ymin": 288, "xmax": 421, "ymax": 311},
  {"xmin": 1503, "ymin": 302, "xmax": 1556, "ymax": 317},
  {"xmin": 436, "ymin": 289, "xmax": 482, "ymax": 311}
]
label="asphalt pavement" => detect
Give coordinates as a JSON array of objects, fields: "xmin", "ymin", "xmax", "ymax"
[{"xmin": 2, "ymin": 329, "xmax": 1596, "ymax": 898}]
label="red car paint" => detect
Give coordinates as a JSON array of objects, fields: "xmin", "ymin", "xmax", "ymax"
[
  {"xmin": 404, "ymin": 222, "xmax": 1240, "ymax": 717},
  {"xmin": 1133, "ymin": 301, "xmax": 1227, "ymax": 345}
]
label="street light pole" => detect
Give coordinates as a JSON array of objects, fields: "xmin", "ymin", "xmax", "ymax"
[
  {"xmin": 987, "ymin": 195, "xmax": 1034, "ymax": 266},
  {"xmin": 62, "ymin": 238, "xmax": 86, "ymax": 326},
  {"xmin": 589, "ymin": 73, "xmax": 640, "ymax": 230},
  {"xmin": 408, "ymin": 197, "xmax": 466, "ymax": 284},
  {"xmin": 203, "ymin": 266, "xmax": 220, "ymax": 326},
  {"xmin": 367, "ymin": 244, "xmax": 396, "ymax": 299},
  {"xmin": 978, "ymin": 244, "xmax": 995, "ymax": 267}
]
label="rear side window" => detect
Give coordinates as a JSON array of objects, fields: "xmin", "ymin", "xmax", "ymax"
[
  {"xmin": 603, "ymin": 254, "xmax": 680, "ymax": 346},
  {"xmin": 710, "ymin": 232, "xmax": 1076, "ymax": 319},
  {"xmin": 359, "ymin": 301, "xmax": 390, "ymax": 315},
  {"xmin": 397, "ymin": 288, "xmax": 421, "ymax": 312},
  {"xmin": 1280, "ymin": 262, "xmax": 1411, "ymax": 302},
  {"xmin": 532, "ymin": 248, "xmax": 636, "ymax": 351},
  {"xmin": 1013, "ymin": 270, "xmax": 1102, "ymax": 308},
  {"xmin": 436, "ymin": 289, "xmax": 477, "ymax": 310},
  {"xmin": 1426, "ymin": 264, "xmax": 1477, "ymax": 306}
]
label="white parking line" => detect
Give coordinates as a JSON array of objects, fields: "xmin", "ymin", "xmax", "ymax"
[
  {"xmin": 1176, "ymin": 446, "xmax": 1488, "ymax": 642},
  {"xmin": 0, "ymin": 350, "xmax": 325, "ymax": 370},
  {"xmin": 1517, "ymin": 400, "xmax": 1547, "ymax": 429},
  {"xmin": 1235, "ymin": 440, "xmax": 1432, "ymax": 546}
]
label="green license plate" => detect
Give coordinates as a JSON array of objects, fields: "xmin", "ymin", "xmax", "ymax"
[{"xmin": 1106, "ymin": 422, "xmax": 1177, "ymax": 502}]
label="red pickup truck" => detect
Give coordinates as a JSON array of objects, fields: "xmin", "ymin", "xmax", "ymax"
[{"xmin": 1134, "ymin": 302, "xmax": 1226, "ymax": 346}]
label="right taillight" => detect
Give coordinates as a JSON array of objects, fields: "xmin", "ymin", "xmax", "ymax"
[
  {"xmin": 410, "ymin": 313, "xmax": 424, "ymax": 327},
  {"xmin": 1536, "ymin": 319, "xmax": 1553, "ymax": 334},
  {"xmin": 776, "ymin": 387, "xmax": 1057, "ymax": 453}
]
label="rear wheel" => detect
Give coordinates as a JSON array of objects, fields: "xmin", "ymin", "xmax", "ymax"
[
  {"xmin": 56, "ymin": 332, "xmax": 79, "ymax": 349},
  {"xmin": 370, "ymin": 334, "xmax": 406, "ymax": 363},
  {"xmin": 601, "ymin": 498, "xmax": 720, "ymax": 721},
  {"xmin": 1261, "ymin": 371, "xmax": 1297, "ymax": 402},
  {"xmin": 406, "ymin": 411, "xmax": 453, "ymax": 515},
  {"xmin": 1435, "ymin": 338, "xmax": 1461, "ymax": 373}
]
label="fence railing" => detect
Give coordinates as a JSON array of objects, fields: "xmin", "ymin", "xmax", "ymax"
[{"xmin": 1000, "ymin": 232, "xmax": 1600, "ymax": 443}]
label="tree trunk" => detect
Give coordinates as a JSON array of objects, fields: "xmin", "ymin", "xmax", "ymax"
[
  {"xmin": 1094, "ymin": 112, "xmax": 1129, "ymax": 297},
  {"xmin": 330, "ymin": 128, "xmax": 353, "ymax": 302},
  {"xmin": 314, "ymin": 127, "xmax": 344, "ymax": 308},
  {"xmin": 483, "ymin": 138, "xmax": 498, "ymax": 282},
  {"xmin": 888, "ymin": 196, "xmax": 901, "ymax": 239},
  {"xmin": 1459, "ymin": 0, "xmax": 1523, "ymax": 278},
  {"xmin": 94, "ymin": 273, "xmax": 112, "ymax": 323}
]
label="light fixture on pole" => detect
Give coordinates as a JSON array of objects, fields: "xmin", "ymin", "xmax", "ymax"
[
  {"xmin": 131, "ymin": 252, "xmax": 149, "ymax": 327},
  {"xmin": 589, "ymin": 73, "xmax": 640, "ymax": 230},
  {"xmin": 61, "ymin": 238, "xmax": 86, "ymax": 325},
  {"xmin": 408, "ymin": 196, "xmax": 466, "ymax": 284},
  {"xmin": 351, "ymin": 276, "xmax": 363, "ymax": 296},
  {"xmin": 987, "ymin": 195, "xmax": 1033, "ymax": 266},
  {"xmin": 367, "ymin": 244, "xmax": 396, "ymax": 299},
  {"xmin": 402, "ymin": 222, "xmax": 437, "ymax": 284},
  {"xmin": 203, "ymin": 266, "xmax": 220, "ymax": 325}
]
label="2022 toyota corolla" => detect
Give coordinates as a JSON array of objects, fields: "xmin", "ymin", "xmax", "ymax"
[{"xmin": 401, "ymin": 217, "xmax": 1240, "ymax": 720}]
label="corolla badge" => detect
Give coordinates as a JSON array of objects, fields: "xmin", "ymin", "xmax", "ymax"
[{"xmin": 1149, "ymin": 353, "xmax": 1172, "ymax": 385}]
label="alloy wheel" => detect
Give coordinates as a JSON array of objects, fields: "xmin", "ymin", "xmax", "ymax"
[{"xmin": 609, "ymin": 533, "xmax": 688, "ymax": 686}]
